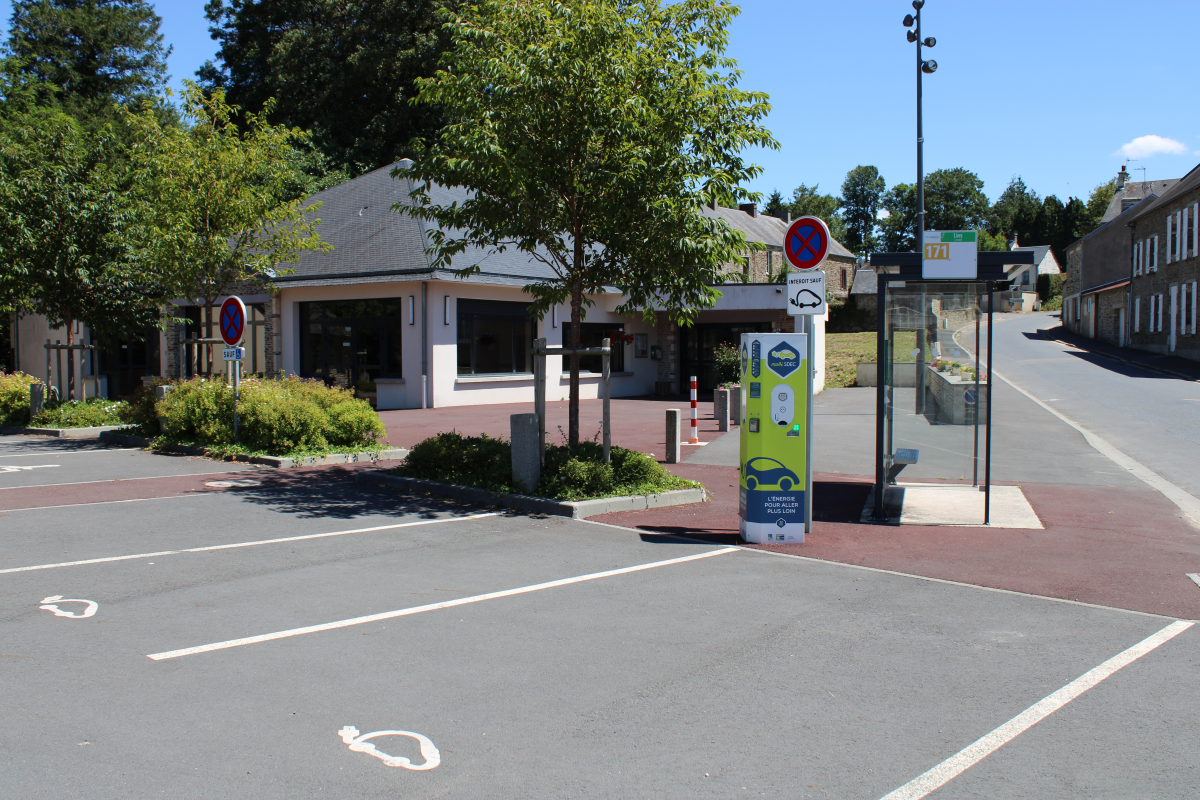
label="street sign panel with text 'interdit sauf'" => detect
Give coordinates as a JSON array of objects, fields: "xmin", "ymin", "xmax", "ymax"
[
  {"xmin": 787, "ymin": 271, "xmax": 826, "ymax": 316},
  {"xmin": 922, "ymin": 230, "xmax": 978, "ymax": 279}
]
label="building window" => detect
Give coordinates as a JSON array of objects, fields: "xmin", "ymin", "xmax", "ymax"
[
  {"xmin": 1168, "ymin": 214, "xmax": 1176, "ymax": 263},
  {"xmin": 300, "ymin": 300, "xmax": 403, "ymax": 388},
  {"xmin": 840, "ymin": 269, "xmax": 847, "ymax": 290},
  {"xmin": 457, "ymin": 299, "xmax": 533, "ymax": 375},
  {"xmin": 562, "ymin": 322, "xmax": 626, "ymax": 373}
]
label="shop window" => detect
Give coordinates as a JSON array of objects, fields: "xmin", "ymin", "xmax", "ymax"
[
  {"xmin": 562, "ymin": 322, "xmax": 626, "ymax": 373},
  {"xmin": 299, "ymin": 299, "xmax": 402, "ymax": 389},
  {"xmin": 457, "ymin": 299, "xmax": 533, "ymax": 375}
]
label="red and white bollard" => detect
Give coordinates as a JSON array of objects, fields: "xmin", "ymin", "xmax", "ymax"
[{"xmin": 689, "ymin": 375, "xmax": 699, "ymax": 443}]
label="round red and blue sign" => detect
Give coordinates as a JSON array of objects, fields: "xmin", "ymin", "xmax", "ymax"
[
  {"xmin": 219, "ymin": 296, "xmax": 247, "ymax": 347},
  {"xmin": 784, "ymin": 216, "xmax": 831, "ymax": 270}
]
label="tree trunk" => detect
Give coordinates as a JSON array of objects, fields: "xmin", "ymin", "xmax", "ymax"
[
  {"xmin": 568, "ymin": 283, "xmax": 582, "ymax": 449},
  {"xmin": 65, "ymin": 311, "xmax": 76, "ymax": 401},
  {"xmin": 204, "ymin": 301, "xmax": 214, "ymax": 377}
]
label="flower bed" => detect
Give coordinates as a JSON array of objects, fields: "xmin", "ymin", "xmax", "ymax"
[{"xmin": 397, "ymin": 432, "xmax": 700, "ymax": 501}]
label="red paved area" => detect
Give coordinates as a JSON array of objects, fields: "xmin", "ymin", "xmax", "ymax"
[
  {"xmin": 591, "ymin": 466, "xmax": 1200, "ymax": 621},
  {"xmin": 379, "ymin": 397, "xmax": 724, "ymax": 455}
]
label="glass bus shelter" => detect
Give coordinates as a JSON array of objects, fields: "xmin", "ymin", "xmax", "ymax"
[{"xmin": 867, "ymin": 250, "xmax": 1035, "ymax": 525}]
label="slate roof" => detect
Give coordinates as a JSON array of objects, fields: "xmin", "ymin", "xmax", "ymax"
[
  {"xmin": 1128, "ymin": 161, "xmax": 1200, "ymax": 222},
  {"xmin": 1103, "ymin": 177, "xmax": 1180, "ymax": 223},
  {"xmin": 276, "ymin": 161, "xmax": 857, "ymax": 287},
  {"xmin": 849, "ymin": 269, "xmax": 877, "ymax": 295}
]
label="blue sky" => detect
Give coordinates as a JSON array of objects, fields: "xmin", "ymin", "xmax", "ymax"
[{"xmin": 7, "ymin": 0, "xmax": 1200, "ymax": 204}]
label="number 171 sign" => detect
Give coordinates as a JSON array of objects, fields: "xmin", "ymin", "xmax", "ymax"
[{"xmin": 922, "ymin": 230, "xmax": 977, "ymax": 279}]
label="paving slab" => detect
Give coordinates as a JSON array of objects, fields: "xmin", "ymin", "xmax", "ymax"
[{"xmin": 861, "ymin": 483, "xmax": 1044, "ymax": 528}]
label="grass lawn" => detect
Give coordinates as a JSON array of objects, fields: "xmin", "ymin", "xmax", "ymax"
[{"xmin": 825, "ymin": 330, "xmax": 917, "ymax": 388}]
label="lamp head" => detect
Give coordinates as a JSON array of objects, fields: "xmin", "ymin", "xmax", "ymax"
[
  {"xmin": 907, "ymin": 29, "xmax": 918, "ymax": 42},
  {"xmin": 921, "ymin": 59, "xmax": 938, "ymax": 74},
  {"xmin": 923, "ymin": 36, "xmax": 936, "ymax": 47},
  {"xmin": 912, "ymin": 0, "xmax": 924, "ymax": 8},
  {"xmin": 903, "ymin": 13, "xmax": 914, "ymax": 26}
]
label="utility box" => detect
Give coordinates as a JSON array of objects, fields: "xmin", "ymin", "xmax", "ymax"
[{"xmin": 739, "ymin": 333, "xmax": 809, "ymax": 544}]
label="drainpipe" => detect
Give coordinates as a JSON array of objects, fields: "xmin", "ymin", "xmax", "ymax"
[{"xmin": 421, "ymin": 281, "xmax": 428, "ymax": 409}]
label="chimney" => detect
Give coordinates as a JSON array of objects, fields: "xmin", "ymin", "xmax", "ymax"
[
  {"xmin": 1117, "ymin": 165, "xmax": 1128, "ymax": 190},
  {"xmin": 738, "ymin": 203, "xmax": 758, "ymax": 218},
  {"xmin": 1008, "ymin": 232, "xmax": 1018, "ymax": 251}
]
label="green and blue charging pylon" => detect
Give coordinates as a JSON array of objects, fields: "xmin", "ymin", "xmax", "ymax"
[{"xmin": 739, "ymin": 333, "xmax": 810, "ymax": 544}]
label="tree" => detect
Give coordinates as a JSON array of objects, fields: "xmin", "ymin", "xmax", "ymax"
[
  {"xmin": 400, "ymin": 0, "xmax": 775, "ymax": 446},
  {"xmin": 990, "ymin": 176, "xmax": 1040, "ymax": 245},
  {"xmin": 786, "ymin": 183, "xmax": 846, "ymax": 242},
  {"xmin": 923, "ymin": 168, "xmax": 991, "ymax": 233},
  {"xmin": 123, "ymin": 82, "xmax": 331, "ymax": 374},
  {"xmin": 879, "ymin": 182, "xmax": 915, "ymax": 252},
  {"xmin": 764, "ymin": 188, "xmax": 787, "ymax": 220},
  {"xmin": 839, "ymin": 165, "xmax": 884, "ymax": 255},
  {"xmin": 0, "ymin": 105, "xmax": 167, "ymax": 398},
  {"xmin": 1083, "ymin": 178, "xmax": 1117, "ymax": 235},
  {"xmin": 199, "ymin": 0, "xmax": 458, "ymax": 177},
  {"xmin": 4, "ymin": 0, "xmax": 170, "ymax": 123}
]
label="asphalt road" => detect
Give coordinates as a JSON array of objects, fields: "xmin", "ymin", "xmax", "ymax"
[
  {"xmin": 2, "ymin": 444, "xmax": 1198, "ymax": 798},
  {"xmin": 976, "ymin": 312, "xmax": 1200, "ymax": 500}
]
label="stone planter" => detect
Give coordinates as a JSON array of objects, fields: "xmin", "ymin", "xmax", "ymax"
[{"xmin": 926, "ymin": 366, "xmax": 986, "ymax": 425}]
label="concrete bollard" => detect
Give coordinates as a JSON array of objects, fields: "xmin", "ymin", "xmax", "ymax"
[
  {"xmin": 510, "ymin": 413, "xmax": 541, "ymax": 493},
  {"xmin": 715, "ymin": 388, "xmax": 730, "ymax": 433},
  {"xmin": 665, "ymin": 408, "xmax": 681, "ymax": 464},
  {"xmin": 29, "ymin": 383, "xmax": 45, "ymax": 423},
  {"xmin": 155, "ymin": 384, "xmax": 174, "ymax": 432},
  {"xmin": 730, "ymin": 386, "xmax": 741, "ymax": 426}
]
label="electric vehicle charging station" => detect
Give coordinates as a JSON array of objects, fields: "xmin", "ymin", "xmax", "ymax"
[{"xmin": 738, "ymin": 332, "xmax": 811, "ymax": 544}]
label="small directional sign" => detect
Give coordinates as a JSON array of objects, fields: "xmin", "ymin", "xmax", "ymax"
[
  {"xmin": 787, "ymin": 270, "xmax": 827, "ymax": 316},
  {"xmin": 222, "ymin": 347, "xmax": 245, "ymax": 361}
]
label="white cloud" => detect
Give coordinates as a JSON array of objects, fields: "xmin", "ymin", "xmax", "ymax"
[{"xmin": 1114, "ymin": 135, "xmax": 1189, "ymax": 159}]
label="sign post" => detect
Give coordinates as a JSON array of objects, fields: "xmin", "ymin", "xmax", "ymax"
[{"xmin": 219, "ymin": 297, "xmax": 247, "ymax": 439}]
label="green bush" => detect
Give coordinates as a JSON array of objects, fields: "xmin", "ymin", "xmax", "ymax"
[
  {"xmin": 0, "ymin": 372, "xmax": 39, "ymax": 426},
  {"xmin": 156, "ymin": 375, "xmax": 385, "ymax": 456},
  {"xmin": 712, "ymin": 342, "xmax": 741, "ymax": 386},
  {"xmin": 399, "ymin": 433, "xmax": 698, "ymax": 500},
  {"xmin": 32, "ymin": 398, "xmax": 133, "ymax": 428}
]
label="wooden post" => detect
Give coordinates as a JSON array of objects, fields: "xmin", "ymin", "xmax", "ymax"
[{"xmin": 601, "ymin": 338, "xmax": 611, "ymax": 464}]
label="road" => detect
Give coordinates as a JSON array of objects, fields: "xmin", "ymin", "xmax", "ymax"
[{"xmin": 972, "ymin": 312, "xmax": 1200, "ymax": 503}]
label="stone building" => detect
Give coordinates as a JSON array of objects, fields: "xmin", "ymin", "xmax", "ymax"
[
  {"xmin": 1062, "ymin": 196, "xmax": 1149, "ymax": 344},
  {"xmin": 1126, "ymin": 162, "xmax": 1200, "ymax": 362}
]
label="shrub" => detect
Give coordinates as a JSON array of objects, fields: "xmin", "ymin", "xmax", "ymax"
[
  {"xmin": 0, "ymin": 372, "xmax": 39, "ymax": 426},
  {"xmin": 156, "ymin": 375, "xmax": 385, "ymax": 455},
  {"xmin": 400, "ymin": 433, "xmax": 697, "ymax": 500},
  {"xmin": 32, "ymin": 398, "xmax": 133, "ymax": 428},
  {"xmin": 712, "ymin": 342, "xmax": 742, "ymax": 386}
]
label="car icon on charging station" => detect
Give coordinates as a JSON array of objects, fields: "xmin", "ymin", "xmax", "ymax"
[{"xmin": 743, "ymin": 457, "xmax": 800, "ymax": 491}]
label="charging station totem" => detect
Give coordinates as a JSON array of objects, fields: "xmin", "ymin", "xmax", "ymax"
[{"xmin": 738, "ymin": 332, "xmax": 810, "ymax": 544}]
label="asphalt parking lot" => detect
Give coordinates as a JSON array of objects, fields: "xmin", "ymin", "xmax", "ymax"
[{"xmin": 2, "ymin": 439, "xmax": 1198, "ymax": 799}]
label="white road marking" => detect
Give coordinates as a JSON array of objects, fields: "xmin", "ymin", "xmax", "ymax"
[
  {"xmin": 1187, "ymin": 573, "xmax": 1200, "ymax": 588},
  {"xmin": 204, "ymin": 480, "xmax": 262, "ymax": 488},
  {"xmin": 0, "ymin": 448, "xmax": 139, "ymax": 457},
  {"xmin": 956, "ymin": 327, "xmax": 1200, "ymax": 526},
  {"xmin": 0, "ymin": 512, "xmax": 501, "ymax": 574},
  {"xmin": 147, "ymin": 547, "xmax": 740, "ymax": 660},
  {"xmin": 39, "ymin": 595, "xmax": 98, "ymax": 618},
  {"xmin": 0, "ymin": 470, "xmax": 258, "ymax": 492},
  {"xmin": 879, "ymin": 620, "xmax": 1194, "ymax": 800},
  {"xmin": 338, "ymin": 726, "xmax": 440, "ymax": 771},
  {"xmin": 0, "ymin": 465, "xmax": 60, "ymax": 473},
  {"xmin": 0, "ymin": 494, "xmax": 199, "ymax": 513}
]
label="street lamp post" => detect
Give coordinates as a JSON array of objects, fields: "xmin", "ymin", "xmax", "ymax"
[{"xmin": 903, "ymin": 1, "xmax": 937, "ymax": 246}]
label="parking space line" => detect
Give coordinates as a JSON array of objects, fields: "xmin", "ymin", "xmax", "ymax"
[
  {"xmin": 0, "ymin": 448, "xmax": 140, "ymax": 457},
  {"xmin": 879, "ymin": 620, "xmax": 1194, "ymax": 800},
  {"xmin": 147, "ymin": 546, "xmax": 740, "ymax": 661},
  {"xmin": 0, "ymin": 470, "xmax": 259, "ymax": 492},
  {"xmin": 0, "ymin": 512, "xmax": 501, "ymax": 574},
  {"xmin": 1, "ymin": 494, "xmax": 200, "ymax": 513}
]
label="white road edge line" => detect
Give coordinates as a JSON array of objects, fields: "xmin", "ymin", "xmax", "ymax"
[
  {"xmin": 0, "ymin": 512, "xmax": 501, "ymax": 574},
  {"xmin": 147, "ymin": 546, "xmax": 740, "ymax": 661},
  {"xmin": 1188, "ymin": 573, "xmax": 1200, "ymax": 589},
  {"xmin": 879, "ymin": 619, "xmax": 1195, "ymax": 800},
  {"xmin": 955, "ymin": 327, "xmax": 1200, "ymax": 526}
]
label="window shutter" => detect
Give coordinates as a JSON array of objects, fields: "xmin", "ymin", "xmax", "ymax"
[
  {"xmin": 1194, "ymin": 203, "xmax": 1199, "ymax": 259},
  {"xmin": 1158, "ymin": 294, "xmax": 1164, "ymax": 332},
  {"xmin": 1167, "ymin": 217, "xmax": 1173, "ymax": 263},
  {"xmin": 1134, "ymin": 297, "xmax": 1140, "ymax": 333},
  {"xmin": 1153, "ymin": 236, "xmax": 1159, "ymax": 270}
]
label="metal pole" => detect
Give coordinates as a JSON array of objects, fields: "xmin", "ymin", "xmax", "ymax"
[
  {"xmin": 55, "ymin": 340, "xmax": 62, "ymax": 400},
  {"xmin": 973, "ymin": 303, "xmax": 980, "ymax": 487},
  {"xmin": 915, "ymin": 5, "xmax": 924, "ymax": 247},
  {"xmin": 688, "ymin": 375, "xmax": 698, "ymax": 443},
  {"xmin": 985, "ymin": 284, "xmax": 994, "ymax": 525},
  {"xmin": 233, "ymin": 357, "xmax": 240, "ymax": 440},
  {"xmin": 421, "ymin": 282, "xmax": 428, "ymax": 409},
  {"xmin": 534, "ymin": 337, "xmax": 546, "ymax": 466},
  {"xmin": 804, "ymin": 315, "xmax": 814, "ymax": 535},
  {"xmin": 874, "ymin": 280, "xmax": 886, "ymax": 520},
  {"xmin": 602, "ymin": 338, "xmax": 611, "ymax": 464},
  {"xmin": 45, "ymin": 338, "xmax": 51, "ymax": 390}
]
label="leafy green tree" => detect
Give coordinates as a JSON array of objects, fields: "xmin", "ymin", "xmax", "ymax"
[
  {"xmin": 879, "ymin": 182, "xmax": 915, "ymax": 252},
  {"xmin": 400, "ymin": 0, "xmax": 775, "ymax": 446},
  {"xmin": 123, "ymin": 82, "xmax": 331, "ymax": 374},
  {"xmin": 1083, "ymin": 178, "xmax": 1117, "ymax": 234},
  {"xmin": 0, "ymin": 105, "xmax": 167, "ymax": 398},
  {"xmin": 786, "ymin": 183, "xmax": 846, "ymax": 242},
  {"xmin": 923, "ymin": 168, "xmax": 992, "ymax": 232},
  {"xmin": 990, "ymin": 176, "xmax": 1040, "ymax": 244},
  {"xmin": 199, "ymin": 0, "xmax": 458, "ymax": 177},
  {"xmin": 4, "ymin": 0, "xmax": 170, "ymax": 123},
  {"xmin": 839, "ymin": 165, "xmax": 884, "ymax": 255}
]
